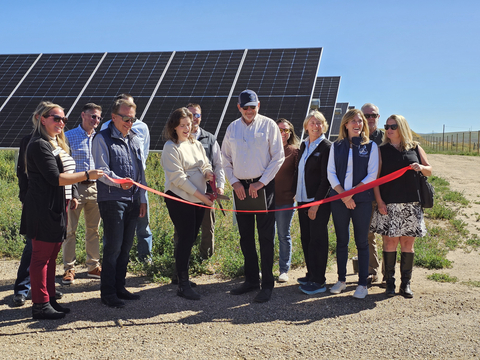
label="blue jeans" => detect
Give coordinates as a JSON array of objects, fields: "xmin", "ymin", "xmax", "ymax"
[
  {"xmin": 331, "ymin": 200, "xmax": 371, "ymax": 286},
  {"xmin": 136, "ymin": 192, "xmax": 153, "ymax": 260},
  {"xmin": 275, "ymin": 204, "xmax": 295, "ymax": 273},
  {"xmin": 14, "ymin": 236, "xmax": 32, "ymax": 296},
  {"xmin": 98, "ymin": 199, "xmax": 140, "ymax": 297}
]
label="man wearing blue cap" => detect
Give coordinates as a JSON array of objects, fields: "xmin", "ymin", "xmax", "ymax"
[{"xmin": 221, "ymin": 90, "xmax": 284, "ymax": 303}]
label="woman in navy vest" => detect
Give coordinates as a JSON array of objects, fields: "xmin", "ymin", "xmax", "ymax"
[
  {"xmin": 370, "ymin": 115, "xmax": 432, "ymax": 298},
  {"xmin": 327, "ymin": 109, "xmax": 379, "ymax": 299}
]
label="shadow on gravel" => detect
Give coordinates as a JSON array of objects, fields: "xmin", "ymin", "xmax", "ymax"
[{"xmin": 1, "ymin": 274, "xmax": 389, "ymax": 334}]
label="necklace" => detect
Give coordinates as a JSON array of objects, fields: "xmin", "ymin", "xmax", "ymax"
[{"xmin": 391, "ymin": 142, "xmax": 402, "ymax": 150}]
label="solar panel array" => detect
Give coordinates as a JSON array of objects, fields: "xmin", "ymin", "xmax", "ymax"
[
  {"xmin": 312, "ymin": 76, "xmax": 341, "ymax": 138},
  {"xmin": 0, "ymin": 48, "xmax": 323, "ymax": 150}
]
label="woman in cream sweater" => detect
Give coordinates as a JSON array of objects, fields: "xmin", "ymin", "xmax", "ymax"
[{"xmin": 161, "ymin": 107, "xmax": 214, "ymax": 300}]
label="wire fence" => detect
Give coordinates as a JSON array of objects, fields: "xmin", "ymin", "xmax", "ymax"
[{"xmin": 421, "ymin": 131, "xmax": 480, "ymax": 154}]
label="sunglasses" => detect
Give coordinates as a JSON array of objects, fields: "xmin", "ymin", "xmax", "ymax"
[
  {"xmin": 242, "ymin": 106, "xmax": 256, "ymax": 110},
  {"xmin": 88, "ymin": 114, "xmax": 103, "ymax": 121},
  {"xmin": 384, "ymin": 124, "xmax": 398, "ymax": 130},
  {"xmin": 364, "ymin": 114, "xmax": 379, "ymax": 119},
  {"xmin": 116, "ymin": 113, "xmax": 137, "ymax": 124},
  {"xmin": 192, "ymin": 114, "xmax": 201, "ymax": 119},
  {"xmin": 45, "ymin": 114, "xmax": 68, "ymax": 124},
  {"xmin": 279, "ymin": 128, "xmax": 290, "ymax": 134}
]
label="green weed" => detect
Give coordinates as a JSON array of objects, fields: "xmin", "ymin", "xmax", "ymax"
[{"xmin": 427, "ymin": 273, "xmax": 458, "ymax": 283}]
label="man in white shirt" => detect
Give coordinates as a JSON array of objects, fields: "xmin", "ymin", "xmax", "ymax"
[
  {"xmin": 101, "ymin": 94, "xmax": 153, "ymax": 263},
  {"xmin": 221, "ymin": 90, "xmax": 284, "ymax": 303}
]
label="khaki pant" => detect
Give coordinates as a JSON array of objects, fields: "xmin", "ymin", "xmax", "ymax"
[
  {"xmin": 368, "ymin": 201, "xmax": 383, "ymax": 276},
  {"xmin": 63, "ymin": 182, "xmax": 101, "ymax": 272}
]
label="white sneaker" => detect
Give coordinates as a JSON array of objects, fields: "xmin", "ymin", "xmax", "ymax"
[
  {"xmin": 330, "ymin": 281, "xmax": 347, "ymax": 294},
  {"xmin": 353, "ymin": 285, "xmax": 368, "ymax": 299},
  {"xmin": 278, "ymin": 272, "xmax": 289, "ymax": 283}
]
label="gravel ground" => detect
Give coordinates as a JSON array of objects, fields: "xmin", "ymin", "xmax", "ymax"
[
  {"xmin": 1, "ymin": 254, "xmax": 479, "ymax": 359},
  {"xmin": 1, "ymin": 154, "xmax": 479, "ymax": 359}
]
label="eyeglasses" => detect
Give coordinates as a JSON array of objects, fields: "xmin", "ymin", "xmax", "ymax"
[
  {"xmin": 45, "ymin": 114, "xmax": 68, "ymax": 124},
  {"xmin": 116, "ymin": 113, "xmax": 137, "ymax": 124},
  {"xmin": 384, "ymin": 124, "xmax": 398, "ymax": 130},
  {"xmin": 87, "ymin": 114, "xmax": 103, "ymax": 121},
  {"xmin": 349, "ymin": 119, "xmax": 363, "ymax": 125},
  {"xmin": 364, "ymin": 114, "xmax": 379, "ymax": 119},
  {"xmin": 242, "ymin": 106, "xmax": 256, "ymax": 110},
  {"xmin": 279, "ymin": 128, "xmax": 291, "ymax": 134},
  {"xmin": 192, "ymin": 114, "xmax": 201, "ymax": 119}
]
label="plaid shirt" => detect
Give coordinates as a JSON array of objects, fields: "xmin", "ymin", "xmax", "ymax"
[{"xmin": 65, "ymin": 124, "xmax": 96, "ymax": 172}]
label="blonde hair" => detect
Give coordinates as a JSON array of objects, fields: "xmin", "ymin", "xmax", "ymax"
[
  {"xmin": 337, "ymin": 109, "xmax": 369, "ymax": 145},
  {"xmin": 303, "ymin": 109, "xmax": 329, "ymax": 134},
  {"xmin": 32, "ymin": 101, "xmax": 69, "ymax": 153},
  {"xmin": 381, "ymin": 114, "xmax": 418, "ymax": 151},
  {"xmin": 276, "ymin": 118, "xmax": 300, "ymax": 148}
]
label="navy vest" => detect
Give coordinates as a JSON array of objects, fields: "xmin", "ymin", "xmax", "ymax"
[
  {"xmin": 329, "ymin": 137, "xmax": 374, "ymax": 203},
  {"xmin": 96, "ymin": 123, "xmax": 144, "ymax": 202}
]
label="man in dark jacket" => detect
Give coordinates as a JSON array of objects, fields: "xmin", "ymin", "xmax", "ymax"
[{"xmin": 92, "ymin": 98, "xmax": 147, "ymax": 308}]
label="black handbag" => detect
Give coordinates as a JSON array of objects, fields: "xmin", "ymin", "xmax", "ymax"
[
  {"xmin": 414, "ymin": 146, "xmax": 434, "ymax": 208},
  {"xmin": 416, "ymin": 172, "xmax": 435, "ymax": 208}
]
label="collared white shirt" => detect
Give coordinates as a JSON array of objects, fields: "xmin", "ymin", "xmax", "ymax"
[
  {"xmin": 221, "ymin": 114, "xmax": 284, "ymax": 186},
  {"xmin": 296, "ymin": 135, "xmax": 325, "ymax": 202}
]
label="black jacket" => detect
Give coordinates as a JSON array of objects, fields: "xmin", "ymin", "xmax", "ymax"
[
  {"xmin": 293, "ymin": 138, "xmax": 332, "ymax": 202},
  {"xmin": 21, "ymin": 133, "xmax": 67, "ymax": 243}
]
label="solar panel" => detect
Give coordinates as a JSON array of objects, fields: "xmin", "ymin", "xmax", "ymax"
[
  {"xmin": 0, "ymin": 48, "xmax": 322, "ymax": 150},
  {"xmin": 216, "ymin": 48, "xmax": 323, "ymax": 143},
  {"xmin": 312, "ymin": 76, "xmax": 341, "ymax": 137},
  {"xmin": 329, "ymin": 102, "xmax": 350, "ymax": 141},
  {"xmin": 0, "ymin": 53, "xmax": 104, "ymax": 148}
]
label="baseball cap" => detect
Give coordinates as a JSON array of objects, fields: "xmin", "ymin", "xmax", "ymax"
[{"xmin": 238, "ymin": 90, "xmax": 259, "ymax": 107}]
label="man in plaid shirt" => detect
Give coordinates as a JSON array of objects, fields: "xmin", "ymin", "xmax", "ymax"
[{"xmin": 62, "ymin": 103, "xmax": 103, "ymax": 284}]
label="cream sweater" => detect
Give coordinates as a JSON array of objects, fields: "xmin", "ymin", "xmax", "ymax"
[{"xmin": 161, "ymin": 139, "xmax": 212, "ymax": 203}]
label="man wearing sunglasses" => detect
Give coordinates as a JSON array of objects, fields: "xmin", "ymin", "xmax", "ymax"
[
  {"xmin": 101, "ymin": 94, "xmax": 153, "ymax": 263},
  {"xmin": 92, "ymin": 98, "xmax": 147, "ymax": 308},
  {"xmin": 221, "ymin": 89, "xmax": 284, "ymax": 303},
  {"xmin": 361, "ymin": 103, "xmax": 385, "ymax": 286},
  {"xmin": 62, "ymin": 103, "xmax": 104, "ymax": 285}
]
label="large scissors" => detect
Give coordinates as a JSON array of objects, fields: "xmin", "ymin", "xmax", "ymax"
[{"xmin": 206, "ymin": 174, "xmax": 230, "ymax": 216}]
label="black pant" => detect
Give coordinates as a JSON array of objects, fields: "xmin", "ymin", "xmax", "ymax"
[
  {"xmin": 165, "ymin": 191, "xmax": 205, "ymax": 275},
  {"xmin": 236, "ymin": 179, "xmax": 275, "ymax": 290},
  {"xmin": 298, "ymin": 201, "xmax": 331, "ymax": 285}
]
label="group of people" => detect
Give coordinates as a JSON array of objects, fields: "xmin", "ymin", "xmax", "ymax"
[{"xmin": 13, "ymin": 88, "xmax": 432, "ymax": 319}]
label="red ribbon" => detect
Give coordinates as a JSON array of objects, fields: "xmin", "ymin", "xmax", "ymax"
[{"xmin": 105, "ymin": 166, "xmax": 413, "ymax": 213}]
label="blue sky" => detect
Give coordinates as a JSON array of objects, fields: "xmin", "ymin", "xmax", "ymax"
[{"xmin": 2, "ymin": 0, "xmax": 479, "ymax": 134}]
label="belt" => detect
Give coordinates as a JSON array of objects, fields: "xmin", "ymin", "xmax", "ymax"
[
  {"xmin": 239, "ymin": 177, "xmax": 261, "ymax": 184},
  {"xmin": 80, "ymin": 180, "xmax": 95, "ymax": 185}
]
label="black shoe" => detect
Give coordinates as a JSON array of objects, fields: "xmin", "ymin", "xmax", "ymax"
[
  {"xmin": 177, "ymin": 285, "xmax": 201, "ymax": 300},
  {"xmin": 253, "ymin": 288, "xmax": 272, "ymax": 303},
  {"xmin": 230, "ymin": 281, "xmax": 260, "ymax": 295},
  {"xmin": 297, "ymin": 276, "xmax": 309, "ymax": 286},
  {"xmin": 55, "ymin": 290, "xmax": 63, "ymax": 300},
  {"xmin": 101, "ymin": 294, "xmax": 125, "ymax": 308},
  {"xmin": 400, "ymin": 282, "xmax": 414, "ymax": 298},
  {"xmin": 32, "ymin": 302, "xmax": 66, "ymax": 320},
  {"xmin": 171, "ymin": 278, "xmax": 197, "ymax": 287},
  {"xmin": 13, "ymin": 294, "xmax": 26, "ymax": 307},
  {"xmin": 50, "ymin": 298, "xmax": 70, "ymax": 313},
  {"xmin": 117, "ymin": 289, "xmax": 141, "ymax": 300}
]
